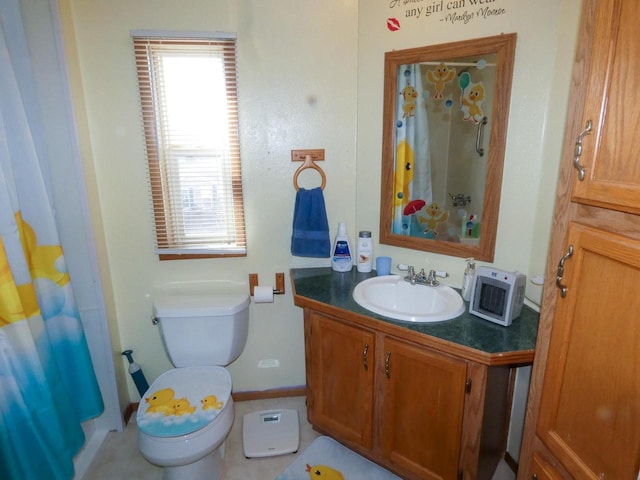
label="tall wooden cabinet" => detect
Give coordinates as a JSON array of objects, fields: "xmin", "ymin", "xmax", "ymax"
[
  {"xmin": 570, "ymin": 0, "xmax": 640, "ymax": 215},
  {"xmin": 520, "ymin": 0, "xmax": 640, "ymax": 478}
]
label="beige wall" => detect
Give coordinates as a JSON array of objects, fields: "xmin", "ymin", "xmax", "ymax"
[
  {"xmin": 357, "ymin": 1, "xmax": 582, "ymax": 298},
  {"xmin": 62, "ymin": 0, "xmax": 581, "ymax": 402},
  {"xmin": 63, "ymin": 0, "xmax": 358, "ymax": 400}
]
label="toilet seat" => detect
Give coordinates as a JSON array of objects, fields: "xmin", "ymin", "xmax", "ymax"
[{"xmin": 137, "ymin": 366, "xmax": 231, "ymax": 438}]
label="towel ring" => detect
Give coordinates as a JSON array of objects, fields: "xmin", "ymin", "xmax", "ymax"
[{"xmin": 293, "ymin": 155, "xmax": 326, "ymax": 191}]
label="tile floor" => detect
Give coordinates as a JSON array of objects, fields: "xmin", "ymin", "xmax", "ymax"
[{"xmin": 82, "ymin": 396, "xmax": 516, "ymax": 479}]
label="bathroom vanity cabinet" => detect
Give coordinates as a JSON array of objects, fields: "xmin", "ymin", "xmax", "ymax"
[
  {"xmin": 519, "ymin": 0, "xmax": 640, "ymax": 478},
  {"xmin": 305, "ymin": 310, "xmax": 375, "ymax": 451},
  {"xmin": 306, "ymin": 310, "xmax": 468, "ymax": 480},
  {"xmin": 292, "ymin": 268, "xmax": 539, "ymax": 480}
]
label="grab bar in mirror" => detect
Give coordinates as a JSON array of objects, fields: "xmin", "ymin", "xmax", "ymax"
[{"xmin": 476, "ymin": 116, "xmax": 488, "ymax": 156}]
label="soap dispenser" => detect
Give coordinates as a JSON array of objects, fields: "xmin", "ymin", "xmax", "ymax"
[{"xmin": 461, "ymin": 258, "xmax": 476, "ymax": 302}]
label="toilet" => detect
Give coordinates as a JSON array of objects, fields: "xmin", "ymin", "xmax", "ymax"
[{"xmin": 137, "ymin": 292, "xmax": 250, "ymax": 480}]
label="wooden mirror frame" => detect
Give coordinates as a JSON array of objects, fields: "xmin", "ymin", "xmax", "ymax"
[{"xmin": 379, "ymin": 34, "xmax": 516, "ymax": 262}]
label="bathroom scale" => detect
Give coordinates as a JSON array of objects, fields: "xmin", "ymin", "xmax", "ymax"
[{"xmin": 242, "ymin": 409, "xmax": 300, "ymax": 458}]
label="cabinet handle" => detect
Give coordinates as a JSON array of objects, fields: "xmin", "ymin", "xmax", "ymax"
[
  {"xmin": 556, "ymin": 244, "xmax": 574, "ymax": 297},
  {"xmin": 531, "ymin": 475, "xmax": 537, "ymax": 480},
  {"xmin": 385, "ymin": 351, "xmax": 391, "ymax": 378},
  {"xmin": 363, "ymin": 344, "xmax": 369, "ymax": 371},
  {"xmin": 573, "ymin": 119, "xmax": 592, "ymax": 181}
]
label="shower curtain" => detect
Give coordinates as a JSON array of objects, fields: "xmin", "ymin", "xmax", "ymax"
[
  {"xmin": 392, "ymin": 64, "xmax": 432, "ymax": 235},
  {"xmin": 0, "ymin": 1, "xmax": 104, "ymax": 479}
]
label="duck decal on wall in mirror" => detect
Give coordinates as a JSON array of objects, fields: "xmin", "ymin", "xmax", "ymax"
[
  {"xmin": 417, "ymin": 201, "xmax": 449, "ymax": 237},
  {"xmin": 427, "ymin": 62, "xmax": 456, "ymax": 100},
  {"xmin": 459, "ymin": 72, "xmax": 485, "ymax": 124}
]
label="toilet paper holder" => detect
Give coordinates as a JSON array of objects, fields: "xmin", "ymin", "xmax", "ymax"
[{"xmin": 249, "ymin": 273, "xmax": 285, "ymax": 296}]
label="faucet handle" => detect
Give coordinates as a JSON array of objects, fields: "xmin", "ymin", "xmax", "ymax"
[
  {"xmin": 398, "ymin": 264, "xmax": 415, "ymax": 276},
  {"xmin": 426, "ymin": 270, "xmax": 449, "ymax": 286},
  {"xmin": 399, "ymin": 264, "xmax": 417, "ymax": 284}
]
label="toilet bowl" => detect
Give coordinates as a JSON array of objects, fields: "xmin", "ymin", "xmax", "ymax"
[{"xmin": 137, "ymin": 293, "xmax": 250, "ymax": 480}]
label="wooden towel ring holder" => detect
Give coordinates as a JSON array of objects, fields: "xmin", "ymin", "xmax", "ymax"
[{"xmin": 292, "ymin": 153, "xmax": 326, "ymax": 191}]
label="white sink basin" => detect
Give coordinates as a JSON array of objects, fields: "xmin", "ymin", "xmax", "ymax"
[{"xmin": 352, "ymin": 275, "xmax": 465, "ymax": 323}]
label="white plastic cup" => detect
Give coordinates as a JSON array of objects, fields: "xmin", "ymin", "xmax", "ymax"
[{"xmin": 376, "ymin": 256, "xmax": 392, "ymax": 276}]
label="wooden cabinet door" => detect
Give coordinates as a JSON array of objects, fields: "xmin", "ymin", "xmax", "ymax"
[
  {"xmin": 571, "ymin": 0, "xmax": 640, "ymax": 214},
  {"xmin": 380, "ymin": 336, "xmax": 467, "ymax": 480},
  {"xmin": 307, "ymin": 311, "xmax": 375, "ymax": 449},
  {"xmin": 536, "ymin": 223, "xmax": 640, "ymax": 479},
  {"xmin": 530, "ymin": 452, "xmax": 568, "ymax": 480}
]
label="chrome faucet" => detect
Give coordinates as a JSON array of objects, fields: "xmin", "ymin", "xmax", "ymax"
[
  {"xmin": 425, "ymin": 269, "xmax": 449, "ymax": 286},
  {"xmin": 449, "ymin": 193, "xmax": 471, "ymax": 207},
  {"xmin": 405, "ymin": 265, "xmax": 416, "ymax": 285},
  {"xmin": 399, "ymin": 264, "xmax": 449, "ymax": 287}
]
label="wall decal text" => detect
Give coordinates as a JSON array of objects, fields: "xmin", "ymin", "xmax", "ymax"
[{"xmin": 387, "ymin": 0, "xmax": 506, "ymax": 28}]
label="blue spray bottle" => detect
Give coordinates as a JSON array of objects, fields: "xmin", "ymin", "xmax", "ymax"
[{"xmin": 122, "ymin": 349, "xmax": 150, "ymax": 397}]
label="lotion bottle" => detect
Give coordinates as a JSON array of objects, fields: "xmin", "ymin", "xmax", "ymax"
[
  {"xmin": 356, "ymin": 231, "xmax": 373, "ymax": 273},
  {"xmin": 461, "ymin": 257, "xmax": 476, "ymax": 302},
  {"xmin": 331, "ymin": 222, "xmax": 353, "ymax": 272}
]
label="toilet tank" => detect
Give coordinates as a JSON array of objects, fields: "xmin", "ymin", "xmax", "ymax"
[{"xmin": 153, "ymin": 293, "xmax": 250, "ymax": 367}]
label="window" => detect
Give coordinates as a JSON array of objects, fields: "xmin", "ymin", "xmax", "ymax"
[{"xmin": 132, "ymin": 32, "xmax": 246, "ymax": 259}]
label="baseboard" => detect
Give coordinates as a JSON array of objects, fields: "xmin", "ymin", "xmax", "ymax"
[
  {"xmin": 232, "ymin": 385, "xmax": 307, "ymax": 402},
  {"xmin": 124, "ymin": 385, "xmax": 307, "ymax": 424},
  {"xmin": 124, "ymin": 402, "xmax": 139, "ymax": 425},
  {"xmin": 504, "ymin": 451, "xmax": 519, "ymax": 475}
]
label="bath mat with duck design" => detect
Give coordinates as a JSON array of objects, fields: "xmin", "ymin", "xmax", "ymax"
[{"xmin": 275, "ymin": 436, "xmax": 401, "ymax": 480}]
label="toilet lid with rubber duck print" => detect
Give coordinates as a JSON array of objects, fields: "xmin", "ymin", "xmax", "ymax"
[{"xmin": 137, "ymin": 366, "xmax": 232, "ymax": 438}]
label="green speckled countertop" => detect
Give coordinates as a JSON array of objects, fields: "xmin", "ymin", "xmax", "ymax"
[{"xmin": 291, "ymin": 267, "xmax": 539, "ymax": 366}]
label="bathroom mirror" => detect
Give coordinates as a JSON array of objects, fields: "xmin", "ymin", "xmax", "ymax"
[{"xmin": 379, "ymin": 34, "xmax": 516, "ymax": 262}]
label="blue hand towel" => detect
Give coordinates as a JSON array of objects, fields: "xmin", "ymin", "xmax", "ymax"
[{"xmin": 291, "ymin": 187, "xmax": 330, "ymax": 258}]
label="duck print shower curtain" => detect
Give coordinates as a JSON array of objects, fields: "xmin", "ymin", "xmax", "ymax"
[
  {"xmin": 0, "ymin": 1, "xmax": 104, "ymax": 479},
  {"xmin": 392, "ymin": 64, "xmax": 433, "ymax": 235}
]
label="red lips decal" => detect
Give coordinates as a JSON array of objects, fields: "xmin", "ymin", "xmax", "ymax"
[{"xmin": 387, "ymin": 18, "xmax": 401, "ymax": 31}]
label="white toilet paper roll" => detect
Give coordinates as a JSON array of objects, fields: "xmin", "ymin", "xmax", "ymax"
[{"xmin": 253, "ymin": 286, "xmax": 274, "ymax": 303}]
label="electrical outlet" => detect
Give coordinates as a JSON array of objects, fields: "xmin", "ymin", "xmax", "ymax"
[{"xmin": 258, "ymin": 359, "xmax": 280, "ymax": 368}]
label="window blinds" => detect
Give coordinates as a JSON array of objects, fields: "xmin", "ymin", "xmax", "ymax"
[{"xmin": 132, "ymin": 33, "xmax": 246, "ymax": 258}]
